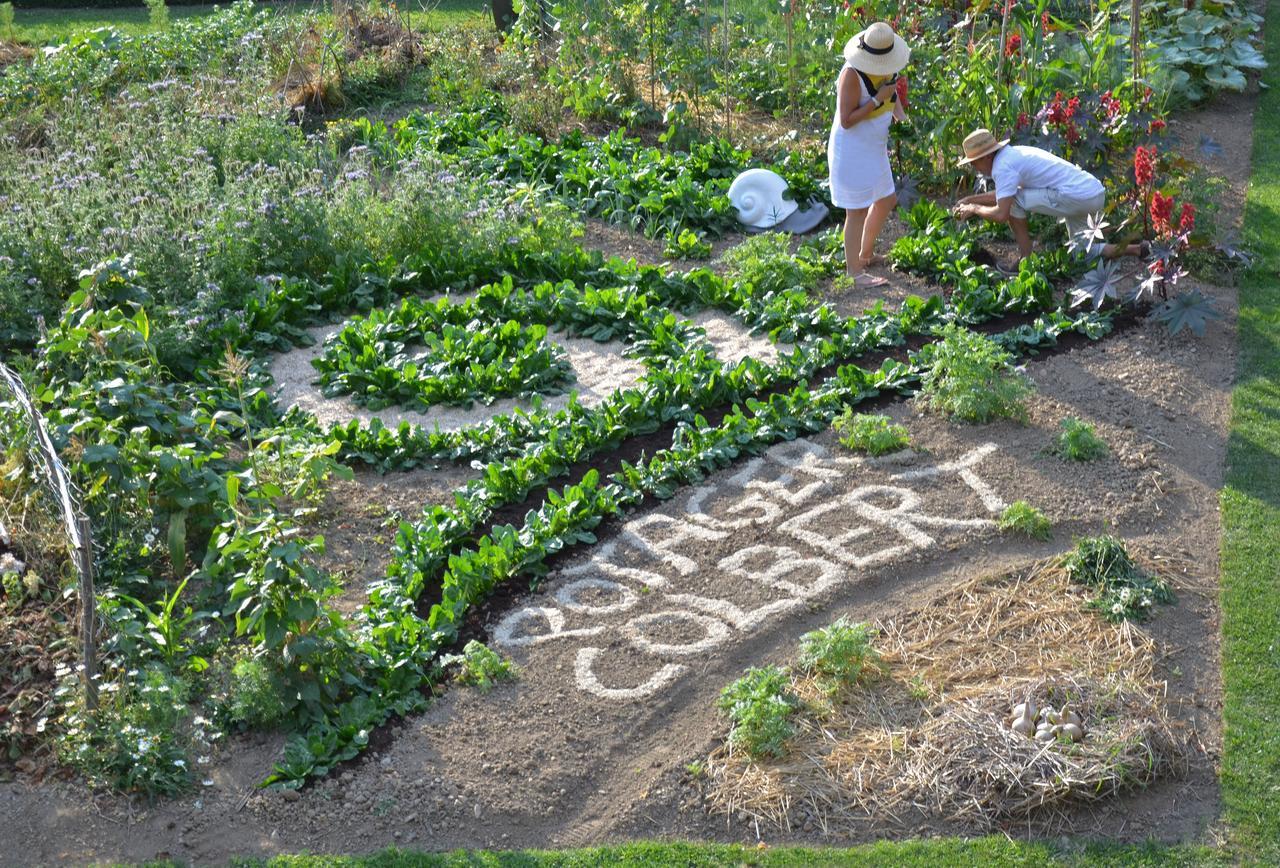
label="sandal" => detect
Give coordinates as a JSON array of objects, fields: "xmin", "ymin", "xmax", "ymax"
[{"xmin": 851, "ymin": 272, "xmax": 890, "ymax": 288}]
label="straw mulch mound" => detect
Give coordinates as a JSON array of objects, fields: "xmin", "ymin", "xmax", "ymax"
[
  {"xmin": 0, "ymin": 41, "xmax": 34, "ymax": 71},
  {"xmin": 707, "ymin": 561, "xmax": 1185, "ymax": 833}
]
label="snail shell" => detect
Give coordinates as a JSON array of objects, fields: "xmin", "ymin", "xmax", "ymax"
[{"xmin": 728, "ymin": 168, "xmax": 799, "ymax": 230}]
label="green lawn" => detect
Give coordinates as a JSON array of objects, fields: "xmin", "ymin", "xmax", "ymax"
[
  {"xmin": 1218, "ymin": 0, "xmax": 1280, "ymax": 861},
  {"xmin": 9, "ymin": 0, "xmax": 488, "ymax": 44}
]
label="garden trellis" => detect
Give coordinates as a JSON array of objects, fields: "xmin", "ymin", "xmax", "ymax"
[{"xmin": 0, "ymin": 360, "xmax": 97, "ymax": 708}]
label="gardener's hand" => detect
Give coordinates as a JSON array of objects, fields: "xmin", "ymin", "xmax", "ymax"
[
  {"xmin": 952, "ymin": 203, "xmax": 975, "ymax": 221},
  {"xmin": 875, "ymin": 82, "xmax": 897, "ymax": 105}
]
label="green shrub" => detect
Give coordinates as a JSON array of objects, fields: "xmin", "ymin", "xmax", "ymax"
[
  {"xmin": 443, "ymin": 640, "xmax": 517, "ymax": 692},
  {"xmin": 1052, "ymin": 417, "xmax": 1108, "ymax": 461},
  {"xmin": 917, "ymin": 324, "xmax": 1033, "ymax": 423},
  {"xmin": 832, "ymin": 410, "xmax": 910, "ymax": 456},
  {"xmin": 1062, "ymin": 535, "xmax": 1175, "ymax": 622},
  {"xmin": 717, "ymin": 666, "xmax": 798, "ymax": 759},
  {"xmin": 719, "ymin": 232, "xmax": 822, "ymax": 295},
  {"xmin": 0, "ymin": 3, "xmax": 14, "ymax": 41},
  {"xmin": 58, "ymin": 668, "xmax": 197, "ymax": 798},
  {"xmin": 224, "ymin": 652, "xmax": 289, "ymax": 730},
  {"xmin": 796, "ymin": 618, "xmax": 882, "ymax": 693},
  {"xmin": 145, "ymin": 0, "xmax": 169, "ymax": 30},
  {"xmin": 998, "ymin": 500, "xmax": 1052, "ymax": 540}
]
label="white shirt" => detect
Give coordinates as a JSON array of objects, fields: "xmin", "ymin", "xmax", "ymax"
[{"xmin": 990, "ymin": 145, "xmax": 1104, "ymax": 202}]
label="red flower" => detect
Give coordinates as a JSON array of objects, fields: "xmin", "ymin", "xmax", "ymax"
[
  {"xmin": 1179, "ymin": 202, "xmax": 1196, "ymax": 235},
  {"xmin": 1134, "ymin": 145, "xmax": 1155, "ymax": 187},
  {"xmin": 1149, "ymin": 118, "xmax": 1167, "ymax": 133},
  {"xmin": 1041, "ymin": 11, "xmax": 1052, "ymax": 31},
  {"xmin": 1151, "ymin": 191, "xmax": 1174, "ymax": 235},
  {"xmin": 895, "ymin": 75, "xmax": 910, "ymax": 110},
  {"xmin": 1046, "ymin": 91, "xmax": 1068, "ymax": 125},
  {"xmin": 1065, "ymin": 96, "xmax": 1080, "ymax": 119},
  {"xmin": 1005, "ymin": 32, "xmax": 1022, "ymax": 57},
  {"xmin": 1016, "ymin": 111, "xmax": 1030, "ymax": 130},
  {"xmin": 1100, "ymin": 90, "xmax": 1122, "ymax": 118},
  {"xmin": 1065, "ymin": 121, "xmax": 1081, "ymax": 145}
]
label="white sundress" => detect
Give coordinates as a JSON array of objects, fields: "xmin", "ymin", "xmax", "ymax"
[{"xmin": 827, "ymin": 64, "xmax": 895, "ymax": 210}]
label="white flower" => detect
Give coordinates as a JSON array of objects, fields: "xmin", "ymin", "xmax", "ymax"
[
  {"xmin": 0, "ymin": 553, "xmax": 24, "ymax": 575},
  {"xmin": 1111, "ymin": 603, "xmax": 1124, "ymax": 615},
  {"xmin": 173, "ymin": 759, "xmax": 186, "ymax": 768}
]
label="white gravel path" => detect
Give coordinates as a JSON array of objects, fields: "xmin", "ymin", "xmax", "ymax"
[
  {"xmin": 690, "ymin": 310, "xmax": 794, "ymax": 367},
  {"xmin": 265, "ymin": 305, "xmax": 786, "ymax": 434}
]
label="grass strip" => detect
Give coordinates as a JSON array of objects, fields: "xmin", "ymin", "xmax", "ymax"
[
  {"xmin": 1218, "ymin": 0, "xmax": 1280, "ymax": 860},
  {"xmin": 10, "ymin": 0, "xmax": 486, "ymax": 45},
  {"xmin": 224, "ymin": 839, "xmax": 1227, "ymax": 867}
]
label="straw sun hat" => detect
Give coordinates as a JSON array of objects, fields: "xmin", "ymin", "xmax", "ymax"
[
  {"xmin": 957, "ymin": 128, "xmax": 1011, "ymax": 166},
  {"xmin": 843, "ymin": 22, "xmax": 911, "ymax": 76}
]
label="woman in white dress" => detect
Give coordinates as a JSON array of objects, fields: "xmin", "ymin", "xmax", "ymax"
[{"xmin": 828, "ymin": 22, "xmax": 911, "ymax": 286}]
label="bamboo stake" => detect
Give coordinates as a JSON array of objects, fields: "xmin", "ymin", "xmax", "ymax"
[{"xmin": 77, "ymin": 516, "xmax": 97, "ymax": 710}]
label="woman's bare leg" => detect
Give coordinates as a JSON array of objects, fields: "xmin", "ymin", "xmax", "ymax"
[
  {"xmin": 844, "ymin": 207, "xmax": 869, "ymax": 275},
  {"xmin": 1101, "ymin": 242, "xmax": 1143, "ymax": 259},
  {"xmin": 858, "ymin": 192, "xmax": 898, "ymax": 267}
]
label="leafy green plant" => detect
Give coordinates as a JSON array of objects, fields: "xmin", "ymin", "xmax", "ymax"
[
  {"xmin": 1148, "ymin": 1, "xmax": 1266, "ymax": 103},
  {"xmin": 220, "ymin": 650, "xmax": 289, "ymax": 730},
  {"xmin": 1062, "ymin": 535, "xmax": 1174, "ymax": 621},
  {"xmin": 998, "ymin": 501, "xmax": 1053, "ymax": 541},
  {"xmin": 145, "ymin": 0, "xmax": 170, "ymax": 30},
  {"xmin": 57, "ymin": 668, "xmax": 196, "ymax": 799},
  {"xmin": 663, "ymin": 229, "xmax": 712, "ymax": 260},
  {"xmin": 832, "ymin": 410, "xmax": 910, "ymax": 456},
  {"xmin": 0, "ymin": 3, "xmax": 14, "ymax": 42},
  {"xmin": 115, "ymin": 576, "xmax": 207, "ymax": 669},
  {"xmin": 796, "ymin": 618, "xmax": 882, "ymax": 694},
  {"xmin": 315, "ymin": 312, "xmax": 573, "ymax": 411},
  {"xmin": 717, "ymin": 666, "xmax": 798, "ymax": 759},
  {"xmin": 441, "ymin": 640, "xmax": 517, "ymax": 691},
  {"xmin": 917, "ymin": 325, "xmax": 1034, "ymax": 423},
  {"xmin": 1052, "ymin": 417, "xmax": 1108, "ymax": 461}
]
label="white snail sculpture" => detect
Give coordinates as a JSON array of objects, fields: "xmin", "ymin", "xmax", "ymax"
[
  {"xmin": 728, "ymin": 168, "xmax": 828, "ymax": 234},
  {"xmin": 728, "ymin": 169, "xmax": 799, "ymax": 230}
]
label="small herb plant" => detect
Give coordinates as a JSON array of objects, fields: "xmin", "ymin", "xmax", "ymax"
[
  {"xmin": 717, "ymin": 665, "xmax": 798, "ymax": 759},
  {"xmin": 441, "ymin": 640, "xmax": 518, "ymax": 692},
  {"xmin": 998, "ymin": 501, "xmax": 1052, "ymax": 541},
  {"xmin": 663, "ymin": 229, "xmax": 712, "ymax": 260},
  {"xmin": 796, "ymin": 618, "xmax": 882, "ymax": 694},
  {"xmin": 917, "ymin": 325, "xmax": 1033, "ymax": 424},
  {"xmin": 1062, "ymin": 536, "xmax": 1174, "ymax": 622},
  {"xmin": 832, "ymin": 410, "xmax": 910, "ymax": 456},
  {"xmin": 1052, "ymin": 417, "xmax": 1108, "ymax": 461}
]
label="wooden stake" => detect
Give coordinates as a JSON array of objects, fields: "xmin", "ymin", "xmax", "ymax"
[{"xmin": 77, "ymin": 516, "xmax": 97, "ymax": 711}]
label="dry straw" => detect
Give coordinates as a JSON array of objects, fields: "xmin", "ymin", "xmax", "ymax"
[{"xmin": 707, "ymin": 561, "xmax": 1185, "ymax": 834}]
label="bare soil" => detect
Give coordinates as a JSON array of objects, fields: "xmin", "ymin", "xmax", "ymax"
[{"xmin": 0, "ymin": 272, "xmax": 1237, "ymax": 864}]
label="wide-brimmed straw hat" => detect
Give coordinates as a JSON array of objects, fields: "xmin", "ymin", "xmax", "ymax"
[
  {"xmin": 957, "ymin": 128, "xmax": 1010, "ymax": 166},
  {"xmin": 843, "ymin": 22, "xmax": 911, "ymax": 76}
]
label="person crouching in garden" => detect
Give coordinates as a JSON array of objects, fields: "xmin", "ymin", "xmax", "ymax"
[
  {"xmin": 951, "ymin": 128, "xmax": 1142, "ymax": 267},
  {"xmin": 828, "ymin": 22, "xmax": 911, "ymax": 287}
]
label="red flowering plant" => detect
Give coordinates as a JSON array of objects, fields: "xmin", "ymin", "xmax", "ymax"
[
  {"xmin": 1024, "ymin": 83, "xmax": 1162, "ymax": 173},
  {"xmin": 1071, "ymin": 143, "xmax": 1219, "ymax": 336}
]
